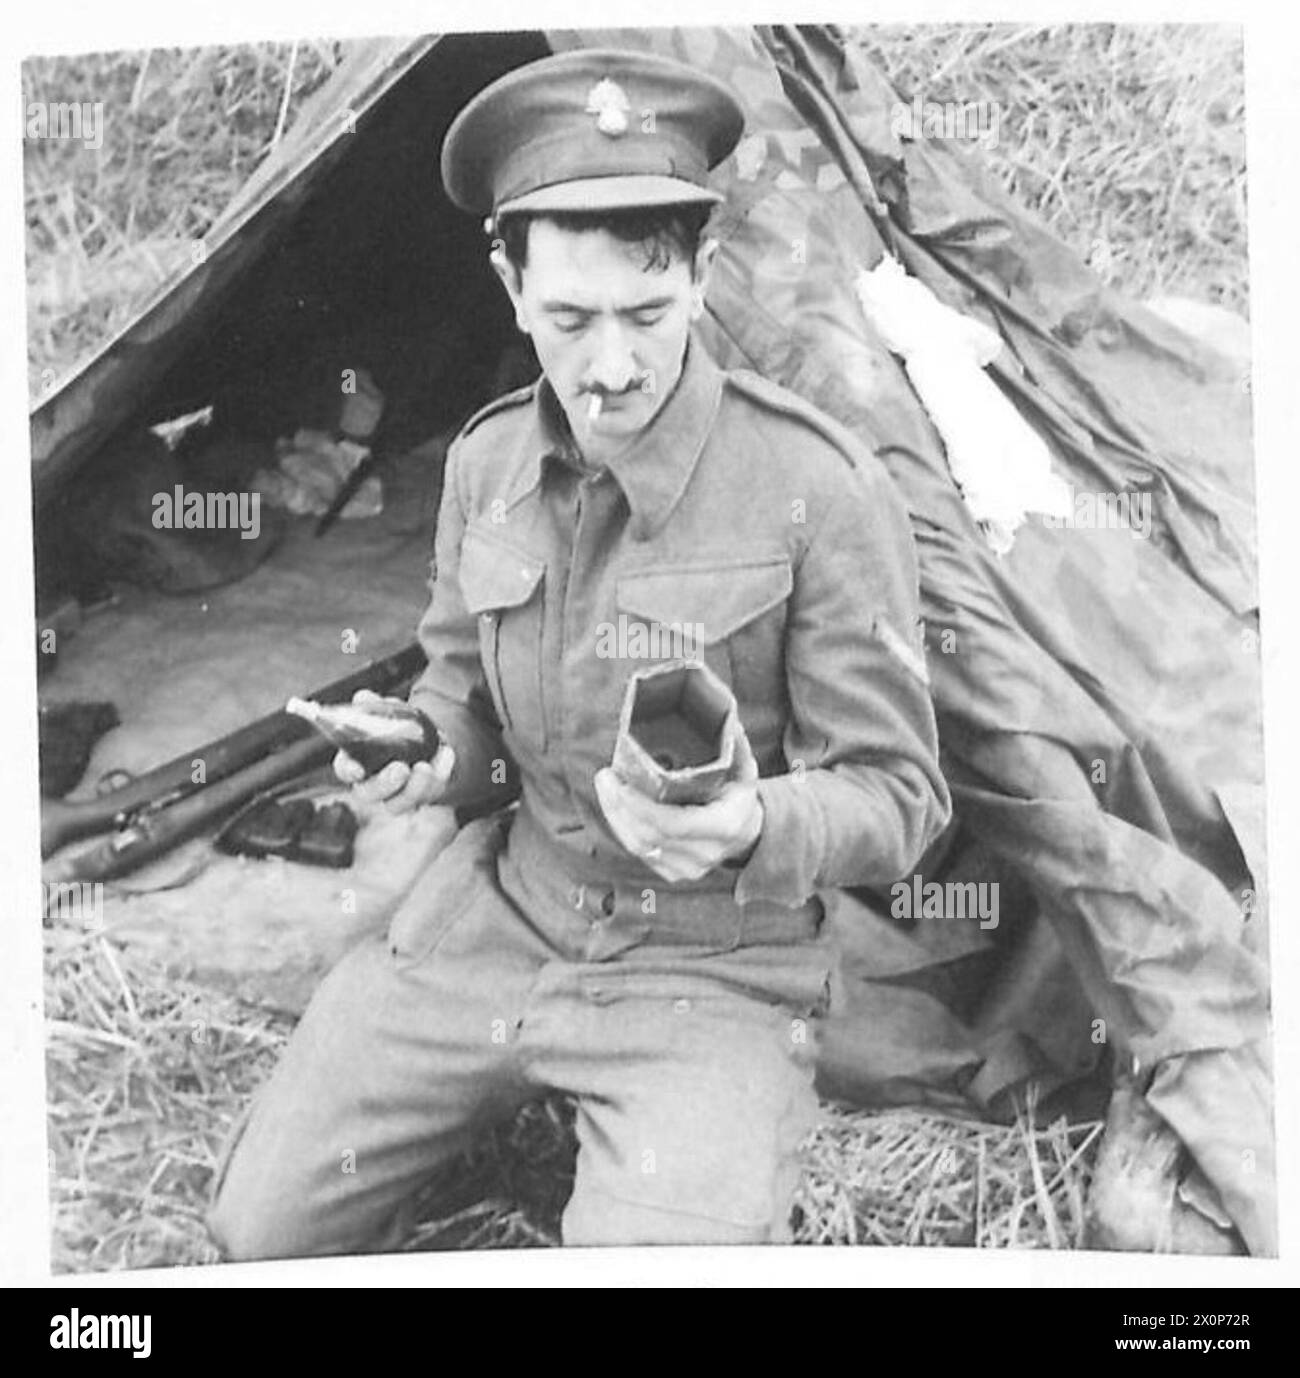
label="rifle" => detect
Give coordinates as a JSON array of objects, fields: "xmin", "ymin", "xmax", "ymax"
[
  {"xmin": 314, "ymin": 446, "xmax": 384, "ymax": 538},
  {"xmin": 40, "ymin": 642, "xmax": 426, "ymax": 858},
  {"xmin": 41, "ymin": 734, "xmax": 335, "ymax": 889}
]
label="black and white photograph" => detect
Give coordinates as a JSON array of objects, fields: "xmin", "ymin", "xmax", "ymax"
[{"xmin": 5, "ymin": 0, "xmax": 1296, "ymax": 1298}]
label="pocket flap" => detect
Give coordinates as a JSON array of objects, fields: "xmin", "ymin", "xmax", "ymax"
[
  {"xmin": 617, "ymin": 556, "xmax": 792, "ymax": 643},
  {"xmin": 459, "ymin": 525, "xmax": 545, "ymax": 615}
]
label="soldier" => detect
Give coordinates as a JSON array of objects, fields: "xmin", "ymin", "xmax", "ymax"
[{"xmin": 209, "ymin": 46, "xmax": 950, "ymax": 1256}]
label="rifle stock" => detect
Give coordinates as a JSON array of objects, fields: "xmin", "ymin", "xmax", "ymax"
[
  {"xmin": 40, "ymin": 642, "xmax": 425, "ymax": 857},
  {"xmin": 41, "ymin": 734, "xmax": 335, "ymax": 889}
]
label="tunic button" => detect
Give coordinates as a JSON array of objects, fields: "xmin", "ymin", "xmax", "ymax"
[{"xmin": 571, "ymin": 885, "xmax": 586, "ymax": 910}]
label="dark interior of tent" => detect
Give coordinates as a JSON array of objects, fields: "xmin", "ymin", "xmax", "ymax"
[{"xmin": 156, "ymin": 29, "xmax": 554, "ymax": 457}]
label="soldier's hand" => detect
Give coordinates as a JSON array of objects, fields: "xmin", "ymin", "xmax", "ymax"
[
  {"xmin": 593, "ymin": 730, "xmax": 763, "ymax": 883},
  {"xmin": 332, "ymin": 690, "xmax": 456, "ymax": 814}
]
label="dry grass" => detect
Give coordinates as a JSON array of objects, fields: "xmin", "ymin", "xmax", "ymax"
[
  {"xmin": 45, "ymin": 926, "xmax": 288, "ymax": 1272},
  {"xmin": 45, "ymin": 928, "xmax": 1101, "ymax": 1269},
  {"xmin": 794, "ymin": 1097, "xmax": 1102, "ymax": 1249},
  {"xmin": 24, "ymin": 42, "xmax": 344, "ymax": 401},
  {"xmin": 860, "ymin": 23, "xmax": 1247, "ymax": 313}
]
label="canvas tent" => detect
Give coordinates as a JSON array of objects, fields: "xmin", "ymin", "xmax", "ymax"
[{"xmin": 32, "ymin": 25, "xmax": 1273, "ymax": 1254}]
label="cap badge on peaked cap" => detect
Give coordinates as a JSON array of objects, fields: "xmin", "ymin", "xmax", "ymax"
[
  {"xmin": 440, "ymin": 48, "xmax": 747, "ymax": 216},
  {"xmin": 586, "ymin": 78, "xmax": 631, "ymax": 137}
]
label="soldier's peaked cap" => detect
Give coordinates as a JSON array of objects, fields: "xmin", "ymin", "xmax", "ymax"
[{"xmin": 441, "ymin": 48, "xmax": 745, "ymax": 218}]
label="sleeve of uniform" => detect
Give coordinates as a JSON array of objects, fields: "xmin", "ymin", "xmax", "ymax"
[
  {"xmin": 406, "ymin": 436, "xmax": 520, "ymax": 812},
  {"xmin": 733, "ymin": 455, "xmax": 950, "ymax": 908}
]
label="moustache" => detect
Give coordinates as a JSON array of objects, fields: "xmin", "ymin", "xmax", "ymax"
[{"xmin": 580, "ymin": 384, "xmax": 643, "ymax": 402}]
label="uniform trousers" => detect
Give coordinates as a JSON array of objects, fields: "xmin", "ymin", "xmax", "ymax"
[{"xmin": 208, "ymin": 808, "xmax": 835, "ymax": 1255}]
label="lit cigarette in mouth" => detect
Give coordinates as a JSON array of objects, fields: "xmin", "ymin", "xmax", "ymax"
[{"xmin": 586, "ymin": 392, "xmax": 603, "ymax": 426}]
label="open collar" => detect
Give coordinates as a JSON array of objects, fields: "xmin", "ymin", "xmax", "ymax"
[{"xmin": 505, "ymin": 334, "xmax": 723, "ymax": 540}]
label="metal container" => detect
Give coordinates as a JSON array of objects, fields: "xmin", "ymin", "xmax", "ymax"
[{"xmin": 611, "ymin": 658, "xmax": 744, "ymax": 805}]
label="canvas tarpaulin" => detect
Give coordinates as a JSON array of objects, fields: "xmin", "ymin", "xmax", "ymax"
[{"xmin": 550, "ymin": 25, "xmax": 1273, "ymax": 1253}]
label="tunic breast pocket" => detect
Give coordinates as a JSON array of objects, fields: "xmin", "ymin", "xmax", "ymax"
[
  {"xmin": 615, "ymin": 555, "xmax": 793, "ymax": 706},
  {"xmin": 458, "ymin": 525, "xmax": 547, "ymax": 751}
]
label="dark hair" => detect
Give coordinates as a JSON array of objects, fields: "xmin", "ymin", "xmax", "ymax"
[{"xmin": 494, "ymin": 203, "xmax": 712, "ymax": 275}]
